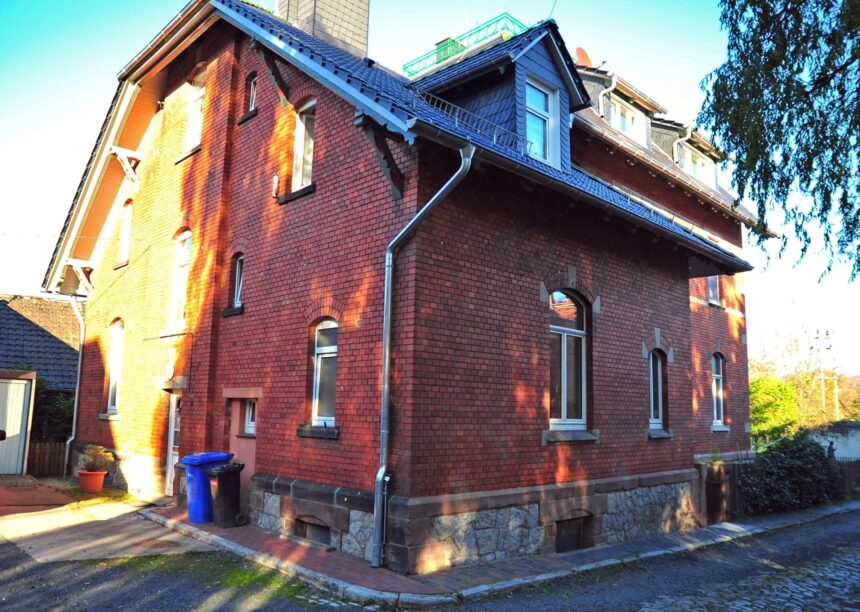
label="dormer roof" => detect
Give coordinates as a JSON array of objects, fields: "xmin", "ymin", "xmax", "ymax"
[
  {"xmin": 415, "ymin": 20, "xmax": 592, "ymax": 112},
  {"xmin": 576, "ymin": 65, "xmax": 667, "ymax": 114}
]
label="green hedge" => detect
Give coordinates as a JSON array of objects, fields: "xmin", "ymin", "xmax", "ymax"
[{"xmin": 739, "ymin": 431, "xmax": 840, "ymax": 515}]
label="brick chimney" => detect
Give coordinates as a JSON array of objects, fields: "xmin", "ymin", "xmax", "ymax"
[{"xmin": 275, "ymin": 0, "xmax": 369, "ymax": 58}]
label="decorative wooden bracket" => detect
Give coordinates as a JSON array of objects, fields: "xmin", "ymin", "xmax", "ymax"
[
  {"xmin": 356, "ymin": 115, "xmax": 404, "ymax": 200},
  {"xmin": 252, "ymin": 40, "xmax": 290, "ymax": 106},
  {"xmin": 109, "ymin": 146, "xmax": 141, "ymax": 188}
]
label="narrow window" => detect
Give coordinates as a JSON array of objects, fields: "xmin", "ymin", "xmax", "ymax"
[
  {"xmin": 312, "ymin": 319, "xmax": 338, "ymax": 427},
  {"xmin": 707, "ymin": 276, "xmax": 720, "ymax": 304},
  {"xmin": 118, "ymin": 199, "xmax": 132, "ymax": 264},
  {"xmin": 244, "ymin": 398, "xmax": 256, "ymax": 435},
  {"xmin": 184, "ymin": 68, "xmax": 206, "ymax": 151},
  {"xmin": 610, "ymin": 98, "xmax": 647, "ymax": 145},
  {"xmin": 231, "ymin": 253, "xmax": 244, "ymax": 308},
  {"xmin": 712, "ymin": 353, "xmax": 725, "ymax": 425},
  {"xmin": 649, "ymin": 350, "xmax": 667, "ymax": 430},
  {"xmin": 107, "ymin": 319, "xmax": 125, "ymax": 413},
  {"xmin": 172, "ymin": 230, "xmax": 192, "ymax": 327},
  {"xmin": 247, "ymin": 73, "xmax": 257, "ymax": 112},
  {"xmin": 549, "ymin": 291, "xmax": 587, "ymax": 430},
  {"xmin": 291, "ymin": 99, "xmax": 316, "ymax": 191},
  {"xmin": 526, "ymin": 79, "xmax": 556, "ymax": 164}
]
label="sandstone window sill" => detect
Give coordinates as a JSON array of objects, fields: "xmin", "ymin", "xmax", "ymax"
[
  {"xmin": 542, "ymin": 428, "xmax": 599, "ymax": 445},
  {"xmin": 236, "ymin": 432, "xmax": 256, "ymax": 439},
  {"xmin": 711, "ymin": 423, "xmax": 731, "ymax": 433},
  {"xmin": 648, "ymin": 428, "xmax": 674, "ymax": 440},
  {"xmin": 222, "ymin": 305, "xmax": 245, "ymax": 318},
  {"xmin": 278, "ymin": 182, "xmax": 316, "ymax": 205},
  {"xmin": 98, "ymin": 413, "xmax": 119, "ymax": 421},
  {"xmin": 296, "ymin": 424, "xmax": 340, "ymax": 440},
  {"xmin": 236, "ymin": 108, "xmax": 258, "ymax": 126},
  {"xmin": 174, "ymin": 144, "xmax": 202, "ymax": 164},
  {"xmin": 113, "ymin": 260, "xmax": 129, "ymax": 270}
]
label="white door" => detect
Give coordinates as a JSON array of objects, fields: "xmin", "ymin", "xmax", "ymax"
[
  {"xmin": 0, "ymin": 379, "xmax": 33, "ymax": 474},
  {"xmin": 165, "ymin": 394, "xmax": 181, "ymax": 495}
]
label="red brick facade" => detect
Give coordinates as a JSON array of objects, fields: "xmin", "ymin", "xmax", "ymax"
[{"xmin": 66, "ymin": 9, "xmax": 750, "ymax": 571}]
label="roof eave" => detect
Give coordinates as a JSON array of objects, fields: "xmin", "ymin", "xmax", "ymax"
[{"xmin": 411, "ymin": 121, "xmax": 752, "ymax": 276}]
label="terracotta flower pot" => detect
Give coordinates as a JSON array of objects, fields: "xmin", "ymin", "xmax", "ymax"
[{"xmin": 79, "ymin": 470, "xmax": 108, "ymax": 494}]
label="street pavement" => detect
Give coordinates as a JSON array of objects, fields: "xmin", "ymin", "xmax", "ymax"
[{"xmin": 462, "ymin": 509, "xmax": 860, "ymax": 611}]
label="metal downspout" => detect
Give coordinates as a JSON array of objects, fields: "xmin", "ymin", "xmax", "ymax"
[
  {"xmin": 64, "ymin": 296, "xmax": 85, "ymax": 476},
  {"xmin": 371, "ymin": 143, "xmax": 476, "ymax": 568},
  {"xmin": 597, "ymin": 74, "xmax": 618, "ymax": 118}
]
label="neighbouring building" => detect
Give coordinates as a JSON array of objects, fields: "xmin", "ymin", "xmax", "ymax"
[{"xmin": 44, "ymin": 0, "xmax": 766, "ymax": 573}]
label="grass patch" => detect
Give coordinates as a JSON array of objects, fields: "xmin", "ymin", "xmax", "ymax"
[{"xmin": 89, "ymin": 552, "xmax": 308, "ymax": 603}]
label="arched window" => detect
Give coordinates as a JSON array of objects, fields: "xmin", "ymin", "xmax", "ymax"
[
  {"xmin": 712, "ymin": 353, "xmax": 726, "ymax": 425},
  {"xmin": 172, "ymin": 230, "xmax": 192, "ymax": 327},
  {"xmin": 291, "ymin": 99, "xmax": 316, "ymax": 191},
  {"xmin": 246, "ymin": 72, "xmax": 258, "ymax": 113},
  {"xmin": 107, "ymin": 319, "xmax": 125, "ymax": 414},
  {"xmin": 649, "ymin": 349, "xmax": 668, "ymax": 430},
  {"xmin": 311, "ymin": 319, "xmax": 338, "ymax": 427},
  {"xmin": 549, "ymin": 291, "xmax": 587, "ymax": 430},
  {"xmin": 118, "ymin": 199, "xmax": 132, "ymax": 264},
  {"xmin": 230, "ymin": 252, "xmax": 244, "ymax": 308}
]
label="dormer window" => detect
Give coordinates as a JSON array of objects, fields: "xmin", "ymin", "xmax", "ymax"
[
  {"xmin": 609, "ymin": 97, "xmax": 647, "ymax": 146},
  {"xmin": 525, "ymin": 78, "xmax": 559, "ymax": 166},
  {"xmin": 678, "ymin": 144, "xmax": 716, "ymax": 189}
]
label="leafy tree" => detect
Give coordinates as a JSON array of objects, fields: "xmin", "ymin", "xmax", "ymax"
[
  {"xmin": 700, "ymin": 0, "xmax": 860, "ymax": 275},
  {"xmin": 750, "ymin": 375, "xmax": 801, "ymax": 444}
]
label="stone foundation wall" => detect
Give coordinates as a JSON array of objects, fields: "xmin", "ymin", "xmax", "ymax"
[
  {"xmin": 250, "ymin": 468, "xmax": 704, "ymax": 574},
  {"xmin": 249, "ymin": 474, "xmax": 375, "ymax": 561},
  {"xmin": 603, "ymin": 482, "xmax": 697, "ymax": 543},
  {"xmin": 428, "ymin": 504, "xmax": 544, "ymax": 566}
]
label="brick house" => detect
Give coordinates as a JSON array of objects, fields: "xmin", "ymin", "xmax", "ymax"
[{"xmin": 44, "ymin": 0, "xmax": 763, "ymax": 573}]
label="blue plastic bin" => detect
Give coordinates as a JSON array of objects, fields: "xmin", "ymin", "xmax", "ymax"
[{"xmin": 182, "ymin": 451, "xmax": 234, "ymax": 523}]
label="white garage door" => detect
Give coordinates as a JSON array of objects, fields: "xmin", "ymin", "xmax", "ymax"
[{"xmin": 0, "ymin": 379, "xmax": 34, "ymax": 474}]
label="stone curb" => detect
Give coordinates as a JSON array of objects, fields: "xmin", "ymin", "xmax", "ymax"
[{"xmin": 139, "ymin": 500, "xmax": 860, "ymax": 608}]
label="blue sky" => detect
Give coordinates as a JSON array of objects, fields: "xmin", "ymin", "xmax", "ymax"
[{"xmin": 0, "ymin": 0, "xmax": 857, "ymax": 373}]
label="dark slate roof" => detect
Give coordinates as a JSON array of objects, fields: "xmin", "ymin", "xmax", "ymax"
[
  {"xmin": 0, "ymin": 295, "xmax": 80, "ymax": 390},
  {"xmin": 217, "ymin": 0, "xmax": 752, "ymax": 271}
]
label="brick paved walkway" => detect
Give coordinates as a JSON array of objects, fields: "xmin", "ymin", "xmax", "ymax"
[{"xmin": 151, "ymin": 506, "xmax": 442, "ymax": 595}]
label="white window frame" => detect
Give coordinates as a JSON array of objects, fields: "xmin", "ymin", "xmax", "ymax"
[
  {"xmin": 172, "ymin": 230, "xmax": 192, "ymax": 328},
  {"xmin": 244, "ymin": 398, "xmax": 256, "ymax": 435},
  {"xmin": 118, "ymin": 200, "xmax": 132, "ymax": 263},
  {"xmin": 712, "ymin": 354, "xmax": 725, "ymax": 426},
  {"xmin": 525, "ymin": 77, "xmax": 559, "ymax": 166},
  {"xmin": 649, "ymin": 350, "xmax": 665, "ymax": 430},
  {"xmin": 183, "ymin": 69, "xmax": 206, "ymax": 152},
  {"xmin": 291, "ymin": 99, "xmax": 316, "ymax": 192},
  {"xmin": 609, "ymin": 96, "xmax": 648, "ymax": 146},
  {"xmin": 232, "ymin": 253, "xmax": 244, "ymax": 307},
  {"xmin": 707, "ymin": 275, "xmax": 721, "ymax": 305},
  {"xmin": 247, "ymin": 75, "xmax": 257, "ymax": 112},
  {"xmin": 678, "ymin": 143, "xmax": 716, "ymax": 188},
  {"xmin": 311, "ymin": 319, "xmax": 338, "ymax": 427},
  {"xmin": 107, "ymin": 319, "xmax": 124, "ymax": 414},
  {"xmin": 549, "ymin": 316, "xmax": 587, "ymax": 431}
]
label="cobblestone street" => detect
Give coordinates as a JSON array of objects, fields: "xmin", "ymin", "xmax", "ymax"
[
  {"xmin": 640, "ymin": 545, "xmax": 860, "ymax": 611},
  {"xmin": 466, "ymin": 510, "xmax": 860, "ymax": 611}
]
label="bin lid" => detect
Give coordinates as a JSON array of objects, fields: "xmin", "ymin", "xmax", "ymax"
[
  {"xmin": 181, "ymin": 451, "xmax": 234, "ymax": 466},
  {"xmin": 206, "ymin": 462, "xmax": 245, "ymax": 476}
]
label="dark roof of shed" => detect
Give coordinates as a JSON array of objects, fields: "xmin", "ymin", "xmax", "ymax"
[{"xmin": 0, "ymin": 295, "xmax": 80, "ymax": 390}]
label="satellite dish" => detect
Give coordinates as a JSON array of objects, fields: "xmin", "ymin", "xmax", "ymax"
[{"xmin": 574, "ymin": 47, "xmax": 592, "ymax": 67}]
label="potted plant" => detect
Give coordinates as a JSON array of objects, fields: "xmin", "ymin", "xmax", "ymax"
[{"xmin": 78, "ymin": 445, "xmax": 114, "ymax": 493}]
